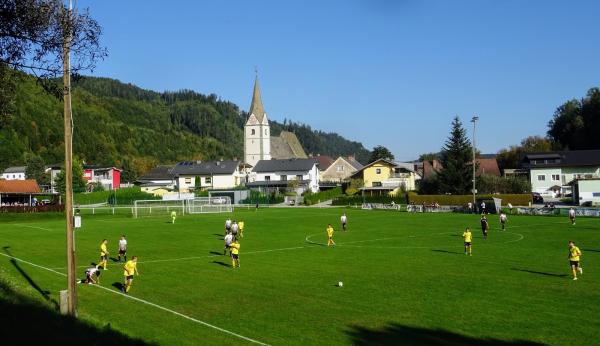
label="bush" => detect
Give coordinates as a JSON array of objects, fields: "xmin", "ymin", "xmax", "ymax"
[
  {"xmin": 303, "ymin": 187, "xmax": 343, "ymax": 206},
  {"xmin": 239, "ymin": 190, "xmax": 284, "ymax": 204},
  {"xmin": 74, "ymin": 187, "xmax": 159, "ymax": 205},
  {"xmin": 332, "ymin": 193, "xmax": 407, "ymax": 206},
  {"xmin": 407, "ymin": 193, "xmax": 532, "ymax": 206}
]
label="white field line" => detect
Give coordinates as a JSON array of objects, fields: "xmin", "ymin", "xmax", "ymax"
[
  {"xmin": 1, "ymin": 224, "xmax": 54, "ymax": 232},
  {"xmin": 51, "ymin": 245, "xmax": 312, "ymax": 270},
  {"xmin": 0, "ymin": 252, "xmax": 270, "ymax": 345}
]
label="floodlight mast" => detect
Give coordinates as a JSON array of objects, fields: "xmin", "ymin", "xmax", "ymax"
[
  {"xmin": 63, "ymin": 0, "xmax": 77, "ymax": 316},
  {"xmin": 471, "ymin": 116, "xmax": 479, "ymax": 210}
]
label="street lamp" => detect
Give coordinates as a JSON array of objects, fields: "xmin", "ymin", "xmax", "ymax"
[{"xmin": 471, "ymin": 116, "xmax": 479, "ymax": 211}]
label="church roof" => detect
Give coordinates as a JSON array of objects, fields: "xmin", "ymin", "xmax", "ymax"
[
  {"xmin": 270, "ymin": 131, "xmax": 307, "ymax": 160},
  {"xmin": 248, "ymin": 76, "xmax": 267, "ymax": 124}
]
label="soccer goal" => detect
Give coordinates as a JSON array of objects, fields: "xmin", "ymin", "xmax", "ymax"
[
  {"xmin": 187, "ymin": 196, "xmax": 233, "ymax": 214},
  {"xmin": 133, "ymin": 199, "xmax": 186, "ymax": 218}
]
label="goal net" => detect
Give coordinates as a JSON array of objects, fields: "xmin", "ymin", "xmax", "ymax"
[
  {"xmin": 187, "ymin": 196, "xmax": 233, "ymax": 214},
  {"xmin": 133, "ymin": 199, "xmax": 186, "ymax": 218}
]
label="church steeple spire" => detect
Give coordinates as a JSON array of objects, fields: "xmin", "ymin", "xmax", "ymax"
[{"xmin": 249, "ymin": 74, "xmax": 267, "ymax": 124}]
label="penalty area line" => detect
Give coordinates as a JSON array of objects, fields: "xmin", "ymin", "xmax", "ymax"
[{"xmin": 0, "ymin": 252, "xmax": 270, "ymax": 345}]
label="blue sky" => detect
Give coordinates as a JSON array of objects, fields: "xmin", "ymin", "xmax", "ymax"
[{"xmin": 78, "ymin": 0, "xmax": 600, "ymax": 160}]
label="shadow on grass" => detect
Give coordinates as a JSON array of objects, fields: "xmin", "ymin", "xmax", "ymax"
[
  {"xmin": 112, "ymin": 282, "xmax": 124, "ymax": 292},
  {"xmin": 209, "ymin": 251, "xmax": 223, "ymax": 256},
  {"xmin": 3, "ymin": 246, "xmax": 59, "ymax": 310},
  {"xmin": 110, "ymin": 257, "xmax": 120, "ymax": 262},
  {"xmin": 211, "ymin": 260, "xmax": 230, "ymax": 268},
  {"xmin": 346, "ymin": 323, "xmax": 545, "ymax": 345},
  {"xmin": 510, "ymin": 268, "xmax": 568, "ymax": 278},
  {"xmin": 431, "ymin": 249, "xmax": 463, "ymax": 255},
  {"xmin": 581, "ymin": 249, "xmax": 600, "ymax": 253},
  {"xmin": 0, "ymin": 279, "xmax": 152, "ymax": 345}
]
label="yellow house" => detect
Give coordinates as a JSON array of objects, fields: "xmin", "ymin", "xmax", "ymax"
[{"xmin": 352, "ymin": 159, "xmax": 420, "ymax": 196}]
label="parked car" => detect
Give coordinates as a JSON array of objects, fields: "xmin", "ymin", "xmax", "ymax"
[{"xmin": 532, "ymin": 192, "xmax": 544, "ymax": 204}]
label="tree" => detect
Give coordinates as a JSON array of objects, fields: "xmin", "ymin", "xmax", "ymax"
[
  {"xmin": 54, "ymin": 157, "xmax": 87, "ymax": 193},
  {"xmin": 369, "ymin": 145, "xmax": 395, "ymax": 163},
  {"xmin": 437, "ymin": 116, "xmax": 473, "ymax": 194},
  {"xmin": 0, "ymin": 0, "xmax": 106, "ymax": 121},
  {"xmin": 548, "ymin": 88, "xmax": 600, "ymax": 150},
  {"xmin": 418, "ymin": 152, "xmax": 440, "ymax": 161},
  {"xmin": 24, "ymin": 153, "xmax": 48, "ymax": 185}
]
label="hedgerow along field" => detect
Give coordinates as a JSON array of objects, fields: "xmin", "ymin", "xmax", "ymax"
[{"xmin": 0, "ymin": 208, "xmax": 598, "ymax": 345}]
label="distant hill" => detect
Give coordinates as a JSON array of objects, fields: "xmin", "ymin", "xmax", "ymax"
[{"xmin": 0, "ymin": 75, "xmax": 371, "ymax": 180}]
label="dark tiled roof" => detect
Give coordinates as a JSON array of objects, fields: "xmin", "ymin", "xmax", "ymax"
[
  {"xmin": 3, "ymin": 166, "xmax": 25, "ymax": 173},
  {"xmin": 252, "ymin": 158, "xmax": 317, "ymax": 173},
  {"xmin": 172, "ymin": 160, "xmax": 240, "ymax": 175},
  {"xmin": 522, "ymin": 150, "xmax": 600, "ymax": 168},
  {"xmin": 311, "ymin": 155, "xmax": 334, "ymax": 171},
  {"xmin": 0, "ymin": 179, "xmax": 41, "ymax": 193},
  {"xmin": 346, "ymin": 157, "xmax": 364, "ymax": 170},
  {"xmin": 138, "ymin": 165, "xmax": 175, "ymax": 181}
]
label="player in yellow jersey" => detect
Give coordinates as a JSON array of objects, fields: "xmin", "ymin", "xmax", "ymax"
[
  {"xmin": 462, "ymin": 227, "xmax": 473, "ymax": 256},
  {"xmin": 238, "ymin": 220, "xmax": 245, "ymax": 238},
  {"xmin": 96, "ymin": 239, "xmax": 109, "ymax": 270},
  {"xmin": 230, "ymin": 240, "xmax": 240, "ymax": 268},
  {"xmin": 326, "ymin": 224, "xmax": 335, "ymax": 246},
  {"xmin": 171, "ymin": 210, "xmax": 177, "ymax": 224},
  {"xmin": 122, "ymin": 256, "xmax": 139, "ymax": 293},
  {"xmin": 568, "ymin": 241, "xmax": 582, "ymax": 280}
]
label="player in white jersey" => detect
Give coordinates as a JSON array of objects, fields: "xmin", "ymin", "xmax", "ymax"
[
  {"xmin": 340, "ymin": 213, "xmax": 348, "ymax": 231},
  {"xmin": 499, "ymin": 212, "xmax": 507, "ymax": 231},
  {"xmin": 569, "ymin": 207, "xmax": 576, "ymax": 225},
  {"xmin": 118, "ymin": 235, "xmax": 128, "ymax": 263},
  {"xmin": 79, "ymin": 265, "xmax": 101, "ymax": 284},
  {"xmin": 231, "ymin": 221, "xmax": 239, "ymax": 236},
  {"xmin": 225, "ymin": 218, "xmax": 232, "ymax": 234},
  {"xmin": 480, "ymin": 201, "xmax": 486, "ymax": 214},
  {"xmin": 224, "ymin": 233, "xmax": 234, "ymax": 255}
]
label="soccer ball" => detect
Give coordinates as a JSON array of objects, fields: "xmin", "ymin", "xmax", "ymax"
[{"xmin": 338, "ymin": 281, "xmax": 343, "ymax": 287}]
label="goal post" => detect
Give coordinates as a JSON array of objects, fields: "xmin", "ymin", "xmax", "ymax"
[
  {"xmin": 133, "ymin": 199, "xmax": 186, "ymax": 218},
  {"xmin": 187, "ymin": 196, "xmax": 233, "ymax": 214}
]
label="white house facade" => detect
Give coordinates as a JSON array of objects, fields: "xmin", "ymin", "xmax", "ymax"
[
  {"xmin": 171, "ymin": 160, "xmax": 242, "ymax": 193},
  {"xmin": 2, "ymin": 166, "xmax": 26, "ymax": 180},
  {"xmin": 248, "ymin": 158, "xmax": 320, "ymax": 193}
]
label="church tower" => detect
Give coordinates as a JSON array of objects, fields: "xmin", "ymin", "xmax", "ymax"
[{"xmin": 244, "ymin": 76, "xmax": 271, "ymax": 167}]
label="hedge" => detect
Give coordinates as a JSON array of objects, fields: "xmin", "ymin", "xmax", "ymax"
[
  {"xmin": 332, "ymin": 194, "xmax": 407, "ymax": 206},
  {"xmin": 303, "ymin": 187, "xmax": 343, "ymax": 206},
  {"xmin": 74, "ymin": 187, "xmax": 159, "ymax": 206},
  {"xmin": 407, "ymin": 193, "xmax": 532, "ymax": 206}
]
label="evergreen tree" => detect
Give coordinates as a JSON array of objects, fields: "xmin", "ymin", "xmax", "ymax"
[
  {"xmin": 437, "ymin": 116, "xmax": 473, "ymax": 194},
  {"xmin": 24, "ymin": 154, "xmax": 48, "ymax": 185},
  {"xmin": 369, "ymin": 145, "xmax": 395, "ymax": 163},
  {"xmin": 55, "ymin": 158, "xmax": 88, "ymax": 193}
]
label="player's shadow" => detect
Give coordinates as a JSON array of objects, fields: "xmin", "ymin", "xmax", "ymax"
[
  {"xmin": 582, "ymin": 248, "xmax": 600, "ymax": 253},
  {"xmin": 109, "ymin": 257, "xmax": 120, "ymax": 262},
  {"xmin": 211, "ymin": 260, "xmax": 230, "ymax": 268},
  {"xmin": 346, "ymin": 322, "xmax": 545, "ymax": 345},
  {"xmin": 111, "ymin": 282, "xmax": 124, "ymax": 291},
  {"xmin": 510, "ymin": 268, "xmax": 568, "ymax": 278},
  {"xmin": 209, "ymin": 251, "xmax": 223, "ymax": 256},
  {"xmin": 431, "ymin": 249, "xmax": 463, "ymax": 255},
  {"xmin": 2, "ymin": 246, "xmax": 59, "ymax": 310}
]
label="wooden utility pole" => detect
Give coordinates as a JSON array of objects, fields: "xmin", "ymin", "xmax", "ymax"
[{"xmin": 63, "ymin": 0, "xmax": 77, "ymax": 316}]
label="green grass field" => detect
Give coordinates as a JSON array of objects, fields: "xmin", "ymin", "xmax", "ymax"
[{"xmin": 0, "ymin": 208, "xmax": 599, "ymax": 345}]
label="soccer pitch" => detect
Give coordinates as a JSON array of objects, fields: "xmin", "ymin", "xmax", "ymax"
[{"xmin": 0, "ymin": 208, "xmax": 599, "ymax": 345}]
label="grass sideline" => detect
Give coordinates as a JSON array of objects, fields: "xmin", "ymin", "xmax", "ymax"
[{"xmin": 0, "ymin": 209, "xmax": 598, "ymax": 345}]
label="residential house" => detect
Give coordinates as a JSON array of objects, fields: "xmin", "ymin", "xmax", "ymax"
[
  {"xmin": 137, "ymin": 165, "xmax": 177, "ymax": 196},
  {"xmin": 321, "ymin": 156, "xmax": 363, "ymax": 184},
  {"xmin": 352, "ymin": 159, "xmax": 420, "ymax": 196},
  {"xmin": 570, "ymin": 178, "xmax": 600, "ymax": 206},
  {"xmin": 83, "ymin": 165, "xmax": 122, "ymax": 190},
  {"xmin": 172, "ymin": 160, "xmax": 242, "ymax": 193},
  {"xmin": 45, "ymin": 163, "xmax": 63, "ymax": 193},
  {"xmin": 2, "ymin": 166, "xmax": 26, "ymax": 180},
  {"xmin": 247, "ymin": 158, "xmax": 320, "ymax": 193},
  {"xmin": 476, "ymin": 158, "xmax": 501, "ymax": 177},
  {"xmin": 521, "ymin": 150, "xmax": 600, "ymax": 197},
  {"xmin": 0, "ymin": 179, "xmax": 42, "ymax": 205}
]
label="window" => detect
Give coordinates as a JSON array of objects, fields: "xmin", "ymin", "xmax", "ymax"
[
  {"xmin": 251, "ymin": 129, "xmax": 255, "ymax": 135},
  {"xmin": 551, "ymin": 174, "xmax": 560, "ymax": 181},
  {"xmin": 537, "ymin": 175, "xmax": 545, "ymax": 181},
  {"xmin": 296, "ymin": 175, "xmax": 303, "ymax": 180},
  {"xmin": 205, "ymin": 177, "xmax": 212, "ymax": 184},
  {"xmin": 375, "ymin": 168, "xmax": 381, "ymax": 174},
  {"xmin": 336, "ymin": 165, "xmax": 344, "ymax": 172},
  {"xmin": 373, "ymin": 182, "xmax": 382, "ymax": 187},
  {"xmin": 265, "ymin": 129, "xmax": 268, "ymax": 135},
  {"xmin": 265, "ymin": 175, "xmax": 271, "ymax": 181},
  {"xmin": 593, "ymin": 193, "xmax": 600, "ymax": 197},
  {"xmin": 281, "ymin": 175, "xmax": 287, "ymax": 181},
  {"xmin": 185, "ymin": 178, "xmax": 192, "ymax": 184}
]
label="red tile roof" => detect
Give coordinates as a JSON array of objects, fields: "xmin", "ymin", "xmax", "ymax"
[
  {"xmin": 311, "ymin": 155, "xmax": 334, "ymax": 171},
  {"xmin": 476, "ymin": 158, "xmax": 500, "ymax": 176},
  {"xmin": 0, "ymin": 179, "xmax": 42, "ymax": 193}
]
